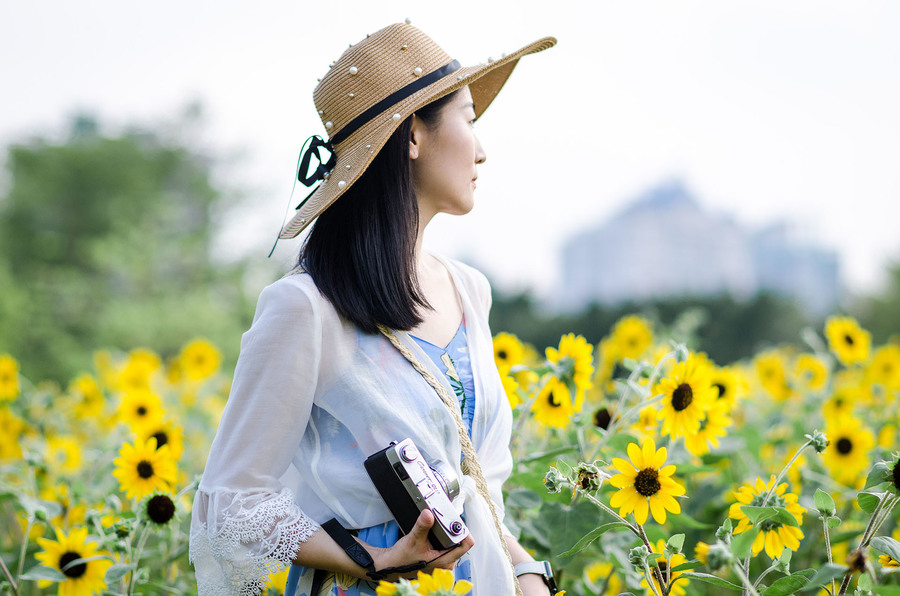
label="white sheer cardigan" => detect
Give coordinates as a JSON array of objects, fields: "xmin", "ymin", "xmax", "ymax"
[{"xmin": 189, "ymin": 255, "xmax": 516, "ymax": 596}]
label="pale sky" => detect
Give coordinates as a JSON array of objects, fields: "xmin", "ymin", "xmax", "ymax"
[{"xmin": 3, "ymin": 0, "xmax": 899, "ymax": 302}]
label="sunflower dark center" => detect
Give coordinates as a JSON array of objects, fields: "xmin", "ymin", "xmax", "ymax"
[
  {"xmin": 656, "ymin": 560, "xmax": 668, "ymax": 574},
  {"xmin": 892, "ymin": 461, "xmax": 900, "ymax": 491},
  {"xmin": 147, "ymin": 494, "xmax": 176, "ymax": 525},
  {"xmin": 59, "ymin": 551, "xmax": 87, "ymax": 578},
  {"xmin": 634, "ymin": 468, "xmax": 661, "ymax": 497},
  {"xmin": 713, "ymin": 383, "xmax": 726, "ymax": 399},
  {"xmin": 672, "ymin": 384, "xmax": 693, "ymax": 411},
  {"xmin": 837, "ymin": 437, "xmax": 853, "ymax": 455},
  {"xmin": 497, "ymin": 350, "xmax": 507, "ymax": 360},
  {"xmin": 137, "ymin": 406, "xmax": 147, "ymax": 416},
  {"xmin": 137, "ymin": 460, "xmax": 154, "ymax": 479},
  {"xmin": 844, "ymin": 334, "xmax": 855, "ymax": 346},
  {"xmin": 593, "ymin": 408, "xmax": 612, "ymax": 430},
  {"xmin": 547, "ymin": 391, "xmax": 561, "ymax": 408},
  {"xmin": 151, "ymin": 432, "xmax": 168, "ymax": 448}
]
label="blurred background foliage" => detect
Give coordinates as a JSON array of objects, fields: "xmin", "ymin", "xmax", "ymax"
[{"xmin": 2, "ymin": 106, "xmax": 900, "ymax": 383}]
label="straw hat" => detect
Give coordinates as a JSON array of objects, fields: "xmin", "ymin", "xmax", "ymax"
[{"xmin": 278, "ymin": 20, "xmax": 556, "ymax": 239}]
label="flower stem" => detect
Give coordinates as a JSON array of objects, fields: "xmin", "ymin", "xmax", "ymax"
[
  {"xmin": 760, "ymin": 440, "xmax": 812, "ymax": 507},
  {"xmin": 0, "ymin": 555, "xmax": 22, "ymax": 596},
  {"xmin": 822, "ymin": 514, "xmax": 835, "ymax": 596},
  {"xmin": 15, "ymin": 515, "xmax": 34, "ymax": 582},
  {"xmin": 127, "ymin": 521, "xmax": 152, "ymax": 596},
  {"xmin": 730, "ymin": 561, "xmax": 762, "ymax": 596}
]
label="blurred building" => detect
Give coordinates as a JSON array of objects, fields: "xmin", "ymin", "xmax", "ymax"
[{"xmin": 557, "ymin": 180, "xmax": 841, "ymax": 315}]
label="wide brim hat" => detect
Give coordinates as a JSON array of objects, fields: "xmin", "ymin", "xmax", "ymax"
[{"xmin": 279, "ymin": 21, "xmax": 556, "ymax": 239}]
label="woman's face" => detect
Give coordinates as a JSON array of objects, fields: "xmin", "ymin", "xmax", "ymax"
[{"xmin": 409, "ymin": 86, "xmax": 487, "ymax": 221}]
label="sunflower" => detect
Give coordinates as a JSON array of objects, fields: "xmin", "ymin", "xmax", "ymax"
[
  {"xmin": 793, "ymin": 353, "xmax": 829, "ymax": 393},
  {"xmin": 0, "ymin": 354, "xmax": 20, "ymax": 402},
  {"xmin": 0, "ymin": 407, "xmax": 25, "ymax": 461},
  {"xmin": 639, "ymin": 539, "xmax": 690, "ymax": 596},
  {"xmin": 35, "ymin": 526, "xmax": 112, "ymax": 596},
  {"xmin": 610, "ymin": 439, "xmax": 685, "ymax": 525},
  {"xmin": 867, "ymin": 345, "xmax": 900, "ymax": 391},
  {"xmin": 709, "ymin": 365, "xmax": 744, "ymax": 408},
  {"xmin": 141, "ymin": 492, "xmax": 177, "ymax": 527},
  {"xmin": 546, "ymin": 333, "xmax": 594, "ymax": 411},
  {"xmin": 46, "ymin": 436, "xmax": 83, "ymax": 475},
  {"xmin": 112, "ymin": 437, "xmax": 178, "ymax": 500},
  {"xmin": 655, "ymin": 356, "xmax": 717, "ymax": 440},
  {"xmin": 584, "ymin": 561, "xmax": 623, "ymax": 594},
  {"xmin": 117, "ymin": 348, "xmax": 162, "ymax": 393},
  {"xmin": 179, "ymin": 338, "xmax": 221, "ymax": 381},
  {"xmin": 822, "ymin": 416, "xmax": 875, "ymax": 486},
  {"xmin": 825, "ymin": 316, "xmax": 871, "ymax": 367},
  {"xmin": 631, "ymin": 405, "xmax": 660, "ymax": 438},
  {"xmin": 136, "ymin": 419, "xmax": 185, "ymax": 460},
  {"xmin": 729, "ymin": 475, "xmax": 806, "ymax": 559},
  {"xmin": 609, "ymin": 315, "xmax": 653, "ymax": 360},
  {"xmin": 117, "ymin": 389, "xmax": 165, "ymax": 431},
  {"xmin": 496, "ymin": 365, "xmax": 521, "ymax": 409},
  {"xmin": 754, "ymin": 351, "xmax": 793, "ymax": 401},
  {"xmin": 413, "ymin": 568, "xmax": 473, "ymax": 595},
  {"xmin": 683, "ymin": 398, "xmax": 732, "ymax": 457},
  {"xmin": 694, "ymin": 541, "xmax": 710, "ymax": 566},
  {"xmin": 493, "ymin": 332, "xmax": 526, "ymax": 369},
  {"xmin": 531, "ymin": 376, "xmax": 575, "ymax": 429},
  {"xmin": 69, "ymin": 373, "xmax": 105, "ymax": 419},
  {"xmin": 879, "ymin": 554, "xmax": 900, "ymax": 568}
]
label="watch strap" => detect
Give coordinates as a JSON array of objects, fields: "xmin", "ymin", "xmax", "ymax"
[{"xmin": 514, "ymin": 560, "xmax": 560, "ymax": 594}]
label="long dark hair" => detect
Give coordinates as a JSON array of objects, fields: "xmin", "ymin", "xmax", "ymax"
[{"xmin": 300, "ymin": 90, "xmax": 460, "ymax": 334}]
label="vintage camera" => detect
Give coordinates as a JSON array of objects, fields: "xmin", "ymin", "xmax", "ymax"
[{"xmin": 364, "ymin": 438, "xmax": 470, "ymax": 550}]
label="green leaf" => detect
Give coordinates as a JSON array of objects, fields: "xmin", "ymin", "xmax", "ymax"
[
  {"xmin": 827, "ymin": 516, "xmax": 842, "ymax": 529},
  {"xmin": 670, "ymin": 560, "xmax": 703, "ymax": 572},
  {"xmin": 606, "ymin": 432, "xmax": 640, "ymax": 454},
  {"xmin": 666, "ymin": 533, "xmax": 685, "ymax": 554},
  {"xmin": 104, "ymin": 563, "xmax": 135, "ymax": 583},
  {"xmin": 871, "ymin": 536, "xmax": 900, "ymax": 562},
  {"xmin": 858, "ymin": 491, "xmax": 885, "ymax": 514},
  {"xmin": 872, "ymin": 586, "xmax": 900, "ymax": 595},
  {"xmin": 858, "ymin": 571, "xmax": 874, "ymax": 591},
  {"xmin": 814, "ymin": 488, "xmax": 837, "ymax": 516},
  {"xmin": 667, "ymin": 510, "xmax": 714, "ymax": 529},
  {"xmin": 731, "ymin": 527, "xmax": 759, "ymax": 559},
  {"xmin": 798, "ymin": 563, "xmax": 849, "ymax": 592},
  {"xmin": 761, "ymin": 575, "xmax": 810, "ymax": 595},
  {"xmin": 20, "ymin": 565, "xmax": 68, "ymax": 582},
  {"xmin": 864, "ymin": 461, "xmax": 892, "ymax": 489},
  {"xmin": 558, "ymin": 522, "xmax": 627, "ymax": 557},
  {"xmin": 741, "ymin": 505, "xmax": 778, "ymax": 525},
  {"xmin": 681, "ymin": 572, "xmax": 744, "ymax": 591},
  {"xmin": 505, "ymin": 488, "xmax": 543, "ymax": 509}
]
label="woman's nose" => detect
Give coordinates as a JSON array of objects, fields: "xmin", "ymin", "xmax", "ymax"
[{"xmin": 474, "ymin": 135, "xmax": 486, "ymax": 164}]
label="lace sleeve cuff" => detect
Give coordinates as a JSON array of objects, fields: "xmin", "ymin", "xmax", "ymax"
[{"xmin": 190, "ymin": 487, "xmax": 319, "ymax": 596}]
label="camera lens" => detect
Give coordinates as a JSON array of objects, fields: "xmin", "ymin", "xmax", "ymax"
[{"xmin": 449, "ymin": 521, "xmax": 464, "ymax": 535}]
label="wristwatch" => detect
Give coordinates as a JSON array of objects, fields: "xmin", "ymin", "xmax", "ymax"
[{"xmin": 514, "ymin": 560, "xmax": 560, "ymax": 594}]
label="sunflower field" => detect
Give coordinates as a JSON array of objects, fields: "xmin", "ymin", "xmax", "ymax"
[{"xmin": 2, "ymin": 314, "xmax": 900, "ymax": 596}]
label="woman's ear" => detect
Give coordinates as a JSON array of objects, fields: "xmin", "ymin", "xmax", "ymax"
[{"xmin": 409, "ymin": 114, "xmax": 423, "ymax": 160}]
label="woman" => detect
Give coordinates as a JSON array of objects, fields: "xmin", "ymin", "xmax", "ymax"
[{"xmin": 190, "ymin": 22, "xmax": 557, "ymax": 596}]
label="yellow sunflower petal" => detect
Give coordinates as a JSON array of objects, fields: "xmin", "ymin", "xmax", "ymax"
[
  {"xmin": 633, "ymin": 497, "xmax": 650, "ymax": 525},
  {"xmin": 627, "ymin": 442, "xmax": 644, "ymax": 468}
]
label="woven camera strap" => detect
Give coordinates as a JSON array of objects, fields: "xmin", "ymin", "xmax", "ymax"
[{"xmin": 377, "ymin": 324, "xmax": 523, "ymax": 596}]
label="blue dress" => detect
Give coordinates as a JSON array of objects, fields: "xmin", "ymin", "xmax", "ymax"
[{"xmin": 283, "ymin": 320, "xmax": 475, "ymax": 596}]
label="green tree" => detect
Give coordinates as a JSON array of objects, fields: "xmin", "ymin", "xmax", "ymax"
[{"xmin": 0, "ymin": 109, "xmax": 257, "ymax": 382}]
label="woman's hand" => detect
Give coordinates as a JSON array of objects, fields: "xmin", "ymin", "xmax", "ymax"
[{"xmin": 367, "ymin": 509, "xmax": 474, "ymax": 579}]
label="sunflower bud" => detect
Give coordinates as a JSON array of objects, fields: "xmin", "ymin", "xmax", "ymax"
[
  {"xmin": 806, "ymin": 430, "xmax": 828, "ymax": 454},
  {"xmin": 715, "ymin": 519, "xmax": 733, "ymax": 541},
  {"xmin": 705, "ymin": 542, "xmax": 734, "ymax": 572},
  {"xmin": 574, "ymin": 461, "xmax": 609, "ymax": 493},
  {"xmin": 544, "ymin": 467, "xmax": 567, "ymax": 494},
  {"xmin": 628, "ymin": 545, "xmax": 652, "ymax": 568}
]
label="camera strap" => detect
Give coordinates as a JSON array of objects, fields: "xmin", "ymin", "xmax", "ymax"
[{"xmin": 321, "ymin": 518, "xmax": 427, "ymax": 581}]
